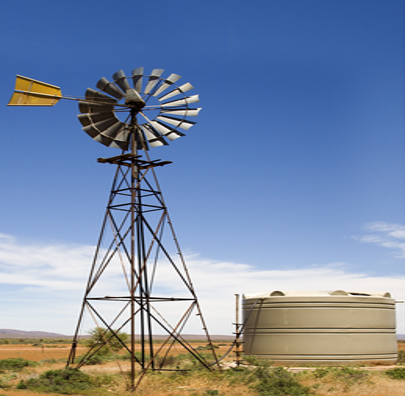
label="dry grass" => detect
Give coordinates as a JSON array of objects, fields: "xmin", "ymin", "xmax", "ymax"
[
  {"xmin": 300, "ymin": 370, "xmax": 405, "ymax": 396},
  {"xmin": 0, "ymin": 342, "xmax": 404, "ymax": 395}
]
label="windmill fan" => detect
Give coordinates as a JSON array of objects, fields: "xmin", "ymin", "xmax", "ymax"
[{"xmin": 9, "ymin": 68, "xmax": 201, "ymax": 151}]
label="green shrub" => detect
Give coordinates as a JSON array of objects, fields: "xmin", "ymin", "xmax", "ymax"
[
  {"xmin": 397, "ymin": 350, "xmax": 405, "ymax": 364},
  {"xmin": 0, "ymin": 358, "xmax": 37, "ymax": 372},
  {"xmin": 251, "ymin": 366, "xmax": 312, "ymax": 396},
  {"xmin": 84, "ymin": 328, "xmax": 128, "ymax": 356},
  {"xmin": 385, "ymin": 367, "xmax": 405, "ymax": 380},
  {"xmin": 224, "ymin": 357, "xmax": 311, "ymax": 396},
  {"xmin": 17, "ymin": 368, "xmax": 93, "ymax": 394},
  {"xmin": 0, "ymin": 376, "xmax": 8, "ymax": 388}
]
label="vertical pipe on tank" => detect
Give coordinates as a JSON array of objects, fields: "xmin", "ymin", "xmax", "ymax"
[{"xmin": 235, "ymin": 294, "xmax": 241, "ymax": 366}]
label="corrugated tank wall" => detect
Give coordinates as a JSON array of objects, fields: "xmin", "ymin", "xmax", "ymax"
[{"xmin": 242, "ymin": 290, "xmax": 397, "ymax": 366}]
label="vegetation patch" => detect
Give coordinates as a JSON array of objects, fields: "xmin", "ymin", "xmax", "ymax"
[
  {"xmin": 17, "ymin": 368, "xmax": 94, "ymax": 394},
  {"xmin": 251, "ymin": 366, "xmax": 312, "ymax": 396},
  {"xmin": 224, "ymin": 357, "xmax": 312, "ymax": 396},
  {"xmin": 0, "ymin": 358, "xmax": 38, "ymax": 372},
  {"xmin": 196, "ymin": 344, "xmax": 219, "ymax": 351},
  {"xmin": 385, "ymin": 367, "xmax": 405, "ymax": 380},
  {"xmin": 307, "ymin": 366, "xmax": 371, "ymax": 392}
]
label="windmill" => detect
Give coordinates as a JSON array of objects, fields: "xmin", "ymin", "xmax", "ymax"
[{"xmin": 8, "ymin": 68, "xmax": 219, "ymax": 390}]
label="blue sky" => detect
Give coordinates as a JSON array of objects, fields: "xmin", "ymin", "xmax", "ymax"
[{"xmin": 0, "ymin": 0, "xmax": 403, "ymax": 335}]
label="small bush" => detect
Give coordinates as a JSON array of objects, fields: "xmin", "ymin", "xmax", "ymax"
[
  {"xmin": 252, "ymin": 366, "xmax": 312, "ymax": 396},
  {"xmin": 397, "ymin": 350, "xmax": 405, "ymax": 364},
  {"xmin": 0, "ymin": 358, "xmax": 37, "ymax": 372},
  {"xmin": 0, "ymin": 376, "xmax": 9, "ymax": 389},
  {"xmin": 84, "ymin": 328, "xmax": 128, "ymax": 358},
  {"xmin": 81, "ymin": 354, "xmax": 107, "ymax": 366},
  {"xmin": 18, "ymin": 368, "xmax": 93, "ymax": 394},
  {"xmin": 154, "ymin": 354, "xmax": 178, "ymax": 368},
  {"xmin": 224, "ymin": 357, "xmax": 311, "ymax": 396},
  {"xmin": 385, "ymin": 367, "xmax": 405, "ymax": 380}
]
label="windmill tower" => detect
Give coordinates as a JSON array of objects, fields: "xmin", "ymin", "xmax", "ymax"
[{"xmin": 8, "ymin": 69, "xmax": 219, "ymax": 390}]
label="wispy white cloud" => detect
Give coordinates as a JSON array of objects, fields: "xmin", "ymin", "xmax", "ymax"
[
  {"xmin": 353, "ymin": 222, "xmax": 405, "ymax": 258},
  {"xmin": 0, "ymin": 231, "xmax": 404, "ymax": 335}
]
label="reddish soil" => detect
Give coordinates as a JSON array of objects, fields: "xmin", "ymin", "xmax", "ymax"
[{"xmin": 0, "ymin": 344, "xmax": 80, "ymax": 361}]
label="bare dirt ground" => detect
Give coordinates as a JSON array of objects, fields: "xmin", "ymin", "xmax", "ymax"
[
  {"xmin": 0, "ymin": 344, "xmax": 78, "ymax": 361},
  {"xmin": 0, "ymin": 342, "xmax": 215, "ymax": 361}
]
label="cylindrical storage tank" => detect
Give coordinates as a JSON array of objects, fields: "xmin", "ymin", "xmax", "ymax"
[{"xmin": 242, "ymin": 290, "xmax": 397, "ymax": 366}]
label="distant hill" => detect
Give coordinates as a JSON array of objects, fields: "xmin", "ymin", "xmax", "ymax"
[
  {"xmin": 0, "ymin": 329, "xmax": 71, "ymax": 339},
  {"xmin": 0, "ymin": 329, "xmax": 234, "ymax": 340}
]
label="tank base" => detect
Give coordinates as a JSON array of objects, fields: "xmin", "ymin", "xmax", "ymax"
[{"xmin": 243, "ymin": 353, "xmax": 398, "ymax": 366}]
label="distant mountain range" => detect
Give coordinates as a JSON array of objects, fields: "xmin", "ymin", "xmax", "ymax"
[
  {"xmin": 0, "ymin": 329, "xmax": 235, "ymax": 340},
  {"xmin": 0, "ymin": 329, "xmax": 71, "ymax": 338}
]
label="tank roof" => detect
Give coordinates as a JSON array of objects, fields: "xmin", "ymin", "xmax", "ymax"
[{"xmin": 243, "ymin": 290, "xmax": 392, "ymax": 299}]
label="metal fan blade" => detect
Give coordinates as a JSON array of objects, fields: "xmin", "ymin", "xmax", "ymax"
[
  {"xmin": 140, "ymin": 124, "xmax": 168, "ymax": 147},
  {"xmin": 132, "ymin": 67, "xmax": 144, "ymax": 92},
  {"xmin": 158, "ymin": 82, "xmax": 194, "ymax": 101},
  {"xmin": 143, "ymin": 69, "xmax": 164, "ymax": 95},
  {"xmin": 164, "ymin": 130, "xmax": 185, "ymax": 141},
  {"xmin": 112, "ymin": 70, "xmax": 131, "ymax": 93},
  {"xmin": 152, "ymin": 73, "xmax": 181, "ymax": 97},
  {"xmin": 149, "ymin": 120, "xmax": 185, "ymax": 140},
  {"xmin": 110, "ymin": 140, "xmax": 129, "ymax": 150},
  {"xmin": 160, "ymin": 95, "xmax": 199, "ymax": 107},
  {"xmin": 161, "ymin": 108, "xmax": 201, "ymax": 117},
  {"xmin": 88, "ymin": 118, "xmax": 118, "ymax": 134},
  {"xmin": 114, "ymin": 126, "xmax": 130, "ymax": 142},
  {"xmin": 85, "ymin": 88, "xmax": 117, "ymax": 104},
  {"xmin": 78, "ymin": 114, "xmax": 92, "ymax": 127},
  {"xmin": 100, "ymin": 121, "xmax": 124, "ymax": 139},
  {"xmin": 156, "ymin": 115, "xmax": 195, "ymax": 130},
  {"xmin": 91, "ymin": 126, "xmax": 129, "ymax": 150},
  {"xmin": 96, "ymin": 77, "xmax": 124, "ymax": 100},
  {"xmin": 94, "ymin": 134, "xmax": 114, "ymax": 147},
  {"xmin": 83, "ymin": 125, "xmax": 99, "ymax": 139},
  {"xmin": 79, "ymin": 101, "xmax": 114, "ymax": 114},
  {"xmin": 78, "ymin": 112, "xmax": 117, "ymax": 127}
]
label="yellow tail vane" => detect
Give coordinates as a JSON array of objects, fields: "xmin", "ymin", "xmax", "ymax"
[{"xmin": 8, "ymin": 75, "xmax": 62, "ymax": 106}]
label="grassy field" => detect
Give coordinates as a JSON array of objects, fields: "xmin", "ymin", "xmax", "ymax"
[{"xmin": 0, "ymin": 340, "xmax": 403, "ymax": 396}]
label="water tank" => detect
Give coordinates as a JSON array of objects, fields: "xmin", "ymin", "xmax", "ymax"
[{"xmin": 242, "ymin": 290, "xmax": 397, "ymax": 366}]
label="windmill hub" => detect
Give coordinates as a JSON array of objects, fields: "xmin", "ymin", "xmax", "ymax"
[{"xmin": 125, "ymin": 88, "xmax": 145, "ymax": 110}]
